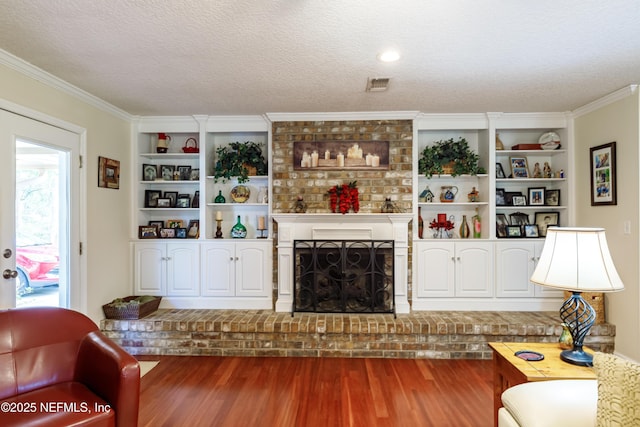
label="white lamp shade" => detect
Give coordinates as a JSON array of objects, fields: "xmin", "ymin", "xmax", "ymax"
[{"xmin": 530, "ymin": 227, "xmax": 624, "ymax": 292}]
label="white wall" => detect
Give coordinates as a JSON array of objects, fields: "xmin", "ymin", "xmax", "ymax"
[
  {"xmin": 0, "ymin": 60, "xmax": 132, "ymax": 324},
  {"xmin": 574, "ymin": 88, "xmax": 640, "ymax": 361}
]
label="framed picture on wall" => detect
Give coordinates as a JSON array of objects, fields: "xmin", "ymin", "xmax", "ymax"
[{"xmin": 590, "ymin": 141, "xmax": 617, "ymax": 206}]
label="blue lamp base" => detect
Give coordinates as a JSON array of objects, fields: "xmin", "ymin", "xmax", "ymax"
[
  {"xmin": 560, "ymin": 348, "xmax": 593, "ymax": 367},
  {"xmin": 559, "ymin": 292, "xmax": 596, "ymax": 367}
]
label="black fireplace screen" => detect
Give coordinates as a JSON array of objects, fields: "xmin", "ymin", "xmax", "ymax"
[{"xmin": 293, "ymin": 240, "xmax": 394, "ymax": 314}]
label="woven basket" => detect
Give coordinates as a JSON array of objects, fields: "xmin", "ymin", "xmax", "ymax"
[
  {"xmin": 102, "ymin": 296, "xmax": 162, "ymax": 320},
  {"xmin": 441, "ymin": 162, "xmax": 455, "ymax": 174},
  {"xmin": 564, "ymin": 291, "xmax": 605, "ymax": 324},
  {"xmin": 182, "ymin": 137, "xmax": 199, "ymax": 153}
]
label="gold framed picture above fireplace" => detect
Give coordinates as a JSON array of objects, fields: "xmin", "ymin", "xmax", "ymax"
[{"xmin": 293, "ymin": 140, "xmax": 389, "ymax": 170}]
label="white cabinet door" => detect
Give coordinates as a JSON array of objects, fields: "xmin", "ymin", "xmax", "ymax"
[
  {"xmin": 166, "ymin": 243, "xmax": 200, "ymax": 296},
  {"xmin": 532, "ymin": 240, "xmax": 564, "ymax": 298},
  {"xmin": 235, "ymin": 241, "xmax": 271, "ymax": 297},
  {"xmin": 495, "ymin": 242, "xmax": 536, "ymax": 298},
  {"xmin": 133, "ymin": 243, "xmax": 166, "ymax": 295},
  {"xmin": 200, "ymin": 242, "xmax": 235, "ymax": 296},
  {"xmin": 415, "ymin": 242, "xmax": 455, "ymax": 297},
  {"xmin": 455, "ymin": 242, "xmax": 493, "ymax": 297}
]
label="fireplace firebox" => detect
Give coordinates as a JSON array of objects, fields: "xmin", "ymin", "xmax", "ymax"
[{"xmin": 293, "ymin": 240, "xmax": 394, "ymax": 314}]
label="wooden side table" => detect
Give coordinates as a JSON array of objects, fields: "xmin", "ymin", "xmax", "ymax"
[{"xmin": 489, "ymin": 342, "xmax": 596, "ymax": 427}]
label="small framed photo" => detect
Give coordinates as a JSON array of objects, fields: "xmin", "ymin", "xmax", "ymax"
[
  {"xmin": 535, "ymin": 212, "xmax": 559, "ymax": 237},
  {"xmin": 176, "ymin": 196, "xmax": 191, "ymax": 208},
  {"xmin": 190, "ymin": 168, "xmax": 200, "ymax": 181},
  {"xmin": 142, "ymin": 164, "xmax": 157, "ymax": 181},
  {"xmin": 496, "ymin": 213, "xmax": 509, "ymax": 238},
  {"xmin": 524, "ymin": 224, "xmax": 540, "ymax": 238},
  {"xmin": 160, "ymin": 165, "xmax": 175, "ymax": 181},
  {"xmin": 98, "ymin": 156, "xmax": 120, "ymax": 189},
  {"xmin": 509, "ymin": 212, "xmax": 529, "ymax": 226},
  {"xmin": 177, "ymin": 165, "xmax": 192, "ymax": 181},
  {"xmin": 528, "ymin": 187, "xmax": 545, "ymax": 206},
  {"xmin": 496, "ymin": 162, "xmax": 506, "ymax": 179},
  {"xmin": 188, "ymin": 220, "xmax": 200, "ymax": 238},
  {"xmin": 159, "ymin": 228, "xmax": 176, "ymax": 238},
  {"xmin": 139, "ymin": 225, "xmax": 159, "ymax": 239},
  {"xmin": 545, "ymin": 189, "xmax": 560, "ymax": 206},
  {"xmin": 192, "ymin": 191, "xmax": 200, "ymax": 208},
  {"xmin": 506, "ymin": 225, "xmax": 523, "ymax": 238},
  {"xmin": 175, "ymin": 228, "xmax": 188, "ymax": 238},
  {"xmin": 590, "ymin": 141, "xmax": 617, "ymax": 206},
  {"xmin": 156, "ymin": 198, "xmax": 171, "ymax": 208},
  {"xmin": 163, "ymin": 191, "xmax": 178, "ymax": 207},
  {"xmin": 496, "ymin": 188, "xmax": 506, "ymax": 206},
  {"xmin": 166, "ymin": 219, "xmax": 184, "ymax": 229},
  {"xmin": 144, "ymin": 190, "xmax": 162, "ymax": 208},
  {"xmin": 512, "ymin": 195, "xmax": 527, "ymax": 206},
  {"xmin": 510, "ymin": 157, "xmax": 529, "ymax": 178},
  {"xmin": 504, "ymin": 191, "xmax": 522, "ymax": 206},
  {"xmin": 148, "ymin": 220, "xmax": 164, "ymax": 229}
]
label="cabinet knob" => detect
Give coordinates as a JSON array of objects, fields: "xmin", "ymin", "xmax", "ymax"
[
  {"xmin": 235, "ymin": 257, "xmax": 239, "ymax": 261},
  {"xmin": 230, "ymin": 257, "xmax": 234, "ymax": 261},
  {"xmin": 456, "ymin": 257, "xmax": 461, "ymax": 261},
  {"xmin": 451, "ymin": 257, "xmax": 455, "ymax": 262}
]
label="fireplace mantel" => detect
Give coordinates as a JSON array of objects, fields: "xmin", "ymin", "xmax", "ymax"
[{"xmin": 272, "ymin": 213, "xmax": 412, "ymax": 313}]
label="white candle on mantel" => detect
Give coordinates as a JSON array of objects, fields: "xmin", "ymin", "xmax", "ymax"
[
  {"xmin": 325, "ymin": 150, "xmax": 330, "ymax": 160},
  {"xmin": 371, "ymin": 154, "xmax": 380, "ymax": 167},
  {"xmin": 337, "ymin": 152, "xmax": 345, "ymax": 167},
  {"xmin": 258, "ymin": 216, "xmax": 266, "ymax": 230},
  {"xmin": 216, "ymin": 211, "xmax": 222, "ymax": 221}
]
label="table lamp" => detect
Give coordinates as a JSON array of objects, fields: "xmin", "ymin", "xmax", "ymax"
[{"xmin": 530, "ymin": 227, "xmax": 624, "ymax": 366}]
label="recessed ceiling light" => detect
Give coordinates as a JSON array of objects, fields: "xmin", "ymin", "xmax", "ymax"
[{"xmin": 377, "ymin": 50, "xmax": 400, "ymax": 62}]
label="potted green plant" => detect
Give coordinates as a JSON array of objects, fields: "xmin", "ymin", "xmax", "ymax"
[
  {"xmin": 213, "ymin": 141, "xmax": 268, "ymax": 183},
  {"xmin": 418, "ymin": 137, "xmax": 485, "ymax": 177}
]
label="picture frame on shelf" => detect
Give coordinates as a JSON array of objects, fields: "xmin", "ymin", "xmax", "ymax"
[
  {"xmin": 496, "ymin": 213, "xmax": 509, "ymax": 238},
  {"xmin": 524, "ymin": 224, "xmax": 540, "ymax": 238},
  {"xmin": 188, "ymin": 220, "xmax": 200, "ymax": 238},
  {"xmin": 534, "ymin": 211, "xmax": 559, "ymax": 237},
  {"xmin": 496, "ymin": 162, "xmax": 506, "ymax": 179},
  {"xmin": 163, "ymin": 191, "xmax": 178, "ymax": 207},
  {"xmin": 509, "ymin": 212, "xmax": 529, "ymax": 226},
  {"xmin": 496, "ymin": 188, "xmax": 506, "ymax": 206},
  {"xmin": 528, "ymin": 187, "xmax": 545, "ymax": 206},
  {"xmin": 175, "ymin": 228, "xmax": 188, "ymax": 238},
  {"xmin": 156, "ymin": 198, "xmax": 171, "ymax": 208},
  {"xmin": 144, "ymin": 190, "xmax": 161, "ymax": 208},
  {"xmin": 506, "ymin": 225, "xmax": 523, "ymax": 238},
  {"xmin": 138, "ymin": 225, "xmax": 158, "ymax": 239},
  {"xmin": 545, "ymin": 189, "xmax": 560, "ymax": 206},
  {"xmin": 160, "ymin": 165, "xmax": 175, "ymax": 181},
  {"xmin": 177, "ymin": 165, "xmax": 192, "ymax": 181},
  {"xmin": 148, "ymin": 220, "xmax": 164, "ymax": 229},
  {"xmin": 504, "ymin": 191, "xmax": 522, "ymax": 206},
  {"xmin": 142, "ymin": 164, "xmax": 157, "ymax": 181},
  {"xmin": 176, "ymin": 196, "xmax": 191, "ymax": 208},
  {"xmin": 510, "ymin": 157, "xmax": 529, "ymax": 178},
  {"xmin": 512, "ymin": 195, "xmax": 527, "ymax": 206},
  {"xmin": 190, "ymin": 168, "xmax": 200, "ymax": 181},
  {"xmin": 590, "ymin": 141, "xmax": 617, "ymax": 206},
  {"xmin": 159, "ymin": 228, "xmax": 176, "ymax": 238},
  {"xmin": 166, "ymin": 219, "xmax": 184, "ymax": 229}
]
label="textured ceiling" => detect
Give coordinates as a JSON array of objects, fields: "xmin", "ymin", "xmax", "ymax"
[{"xmin": 1, "ymin": 0, "xmax": 639, "ymax": 116}]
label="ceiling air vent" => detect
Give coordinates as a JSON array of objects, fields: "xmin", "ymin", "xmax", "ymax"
[{"xmin": 366, "ymin": 77, "xmax": 390, "ymax": 92}]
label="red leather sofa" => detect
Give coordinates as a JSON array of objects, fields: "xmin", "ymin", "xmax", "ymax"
[{"xmin": 0, "ymin": 307, "xmax": 140, "ymax": 426}]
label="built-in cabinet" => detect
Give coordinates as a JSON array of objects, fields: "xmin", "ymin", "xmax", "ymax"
[
  {"xmin": 412, "ymin": 113, "xmax": 572, "ymax": 311},
  {"xmin": 132, "ymin": 116, "xmax": 273, "ymax": 309}
]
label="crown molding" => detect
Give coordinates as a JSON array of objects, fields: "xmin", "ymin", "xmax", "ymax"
[
  {"xmin": 0, "ymin": 48, "xmax": 132, "ymax": 121},
  {"xmin": 572, "ymin": 85, "xmax": 639, "ymax": 118},
  {"xmin": 265, "ymin": 111, "xmax": 420, "ymax": 122}
]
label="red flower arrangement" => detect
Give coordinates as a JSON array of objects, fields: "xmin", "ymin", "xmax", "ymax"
[
  {"xmin": 429, "ymin": 213, "xmax": 455, "ymax": 238},
  {"xmin": 328, "ymin": 181, "xmax": 359, "ymax": 214}
]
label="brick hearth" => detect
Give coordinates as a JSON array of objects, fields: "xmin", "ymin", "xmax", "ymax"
[{"xmin": 101, "ymin": 310, "xmax": 616, "ymax": 359}]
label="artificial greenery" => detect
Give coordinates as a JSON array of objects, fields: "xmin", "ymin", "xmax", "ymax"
[
  {"xmin": 418, "ymin": 137, "xmax": 485, "ymax": 177},
  {"xmin": 213, "ymin": 141, "xmax": 268, "ymax": 183}
]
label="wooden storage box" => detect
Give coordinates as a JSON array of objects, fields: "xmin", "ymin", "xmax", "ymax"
[
  {"xmin": 511, "ymin": 143, "xmax": 541, "ymax": 150},
  {"xmin": 102, "ymin": 296, "xmax": 162, "ymax": 320}
]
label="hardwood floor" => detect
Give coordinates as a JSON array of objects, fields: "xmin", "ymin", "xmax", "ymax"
[{"xmin": 138, "ymin": 356, "xmax": 493, "ymax": 427}]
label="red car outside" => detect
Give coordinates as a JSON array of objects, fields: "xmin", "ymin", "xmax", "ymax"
[{"xmin": 16, "ymin": 243, "xmax": 59, "ymax": 296}]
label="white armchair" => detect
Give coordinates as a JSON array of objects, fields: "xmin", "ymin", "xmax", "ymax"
[{"xmin": 498, "ymin": 352, "xmax": 640, "ymax": 427}]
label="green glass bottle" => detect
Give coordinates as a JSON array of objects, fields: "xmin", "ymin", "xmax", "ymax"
[
  {"xmin": 214, "ymin": 190, "xmax": 226, "ymax": 203},
  {"xmin": 230, "ymin": 215, "xmax": 247, "ymax": 238}
]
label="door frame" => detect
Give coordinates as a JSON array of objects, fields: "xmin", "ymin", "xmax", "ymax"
[{"xmin": 1, "ymin": 99, "xmax": 88, "ymax": 312}]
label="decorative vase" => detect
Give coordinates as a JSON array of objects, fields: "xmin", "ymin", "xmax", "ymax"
[
  {"xmin": 214, "ymin": 190, "xmax": 226, "ymax": 203},
  {"xmin": 559, "ymin": 323, "xmax": 573, "ymax": 349},
  {"xmin": 496, "ymin": 133, "xmax": 504, "ymax": 150},
  {"xmin": 459, "ymin": 215, "xmax": 470, "ymax": 238},
  {"xmin": 472, "ymin": 208, "xmax": 481, "ymax": 238},
  {"xmin": 418, "ymin": 207, "xmax": 424, "ymax": 239},
  {"xmin": 230, "ymin": 215, "xmax": 247, "ymax": 238},
  {"xmin": 381, "ymin": 198, "xmax": 396, "ymax": 213},
  {"xmin": 294, "ymin": 196, "xmax": 307, "ymax": 213}
]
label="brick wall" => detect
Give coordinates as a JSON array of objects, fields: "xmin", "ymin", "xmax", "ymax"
[{"xmin": 271, "ymin": 119, "xmax": 413, "ymax": 213}]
